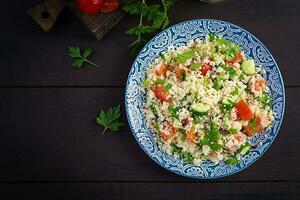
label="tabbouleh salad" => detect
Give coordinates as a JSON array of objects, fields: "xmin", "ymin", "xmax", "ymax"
[{"xmin": 142, "ymin": 33, "xmax": 274, "ymax": 165}]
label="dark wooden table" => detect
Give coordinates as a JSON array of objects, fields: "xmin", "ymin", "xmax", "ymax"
[{"xmin": 0, "ymin": 0, "xmax": 299, "ymax": 199}]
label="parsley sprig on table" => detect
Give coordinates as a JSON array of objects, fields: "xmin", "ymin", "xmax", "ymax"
[
  {"xmin": 68, "ymin": 46, "xmax": 98, "ymax": 69},
  {"xmin": 96, "ymin": 105, "xmax": 124, "ymax": 134},
  {"xmin": 123, "ymin": 0, "xmax": 175, "ymax": 56}
]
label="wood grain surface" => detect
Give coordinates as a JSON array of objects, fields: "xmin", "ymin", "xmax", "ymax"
[{"xmin": 0, "ymin": 0, "xmax": 299, "ymax": 199}]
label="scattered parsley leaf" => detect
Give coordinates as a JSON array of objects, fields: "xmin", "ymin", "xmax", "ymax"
[
  {"xmin": 176, "ymin": 50, "xmax": 197, "ymax": 64},
  {"xmin": 228, "ymin": 67, "xmax": 236, "ymax": 78},
  {"xmin": 168, "ymin": 105, "xmax": 180, "ymax": 119},
  {"xmin": 229, "ymin": 128, "xmax": 238, "ymax": 135},
  {"xmin": 155, "ymin": 78, "xmax": 166, "ymax": 84},
  {"xmin": 96, "ymin": 105, "xmax": 124, "ymax": 134},
  {"xmin": 190, "ymin": 63, "xmax": 202, "ymax": 70},
  {"xmin": 150, "ymin": 103, "xmax": 158, "ymax": 118},
  {"xmin": 164, "ymin": 83, "xmax": 172, "ymax": 91},
  {"xmin": 225, "ymin": 156, "xmax": 239, "ymax": 165},
  {"xmin": 68, "ymin": 46, "xmax": 98, "ymax": 69},
  {"xmin": 143, "ymin": 80, "xmax": 151, "ymax": 87},
  {"xmin": 123, "ymin": 0, "xmax": 175, "ymax": 56}
]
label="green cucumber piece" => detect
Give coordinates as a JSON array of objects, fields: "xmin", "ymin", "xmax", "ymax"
[
  {"xmin": 242, "ymin": 59, "xmax": 256, "ymax": 75},
  {"xmin": 173, "ymin": 118, "xmax": 183, "ymax": 129},
  {"xmin": 225, "ymin": 156, "xmax": 239, "ymax": 165},
  {"xmin": 238, "ymin": 143, "xmax": 252, "ymax": 155},
  {"xmin": 191, "ymin": 103, "xmax": 210, "ymax": 114}
]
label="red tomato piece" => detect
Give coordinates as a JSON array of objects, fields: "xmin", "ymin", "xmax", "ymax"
[
  {"xmin": 77, "ymin": 0, "xmax": 103, "ymax": 15},
  {"xmin": 243, "ymin": 116, "xmax": 263, "ymax": 136},
  {"xmin": 235, "ymin": 134, "xmax": 242, "ymax": 142},
  {"xmin": 160, "ymin": 122, "xmax": 176, "ymax": 141},
  {"xmin": 174, "ymin": 66, "xmax": 183, "ymax": 80},
  {"xmin": 100, "ymin": 0, "xmax": 120, "ymax": 13},
  {"xmin": 186, "ymin": 129, "xmax": 197, "ymax": 144},
  {"xmin": 200, "ymin": 63, "xmax": 212, "ymax": 76},
  {"xmin": 235, "ymin": 99, "xmax": 253, "ymax": 121},
  {"xmin": 232, "ymin": 53, "xmax": 244, "ymax": 63},
  {"xmin": 155, "ymin": 65, "xmax": 168, "ymax": 77},
  {"xmin": 152, "ymin": 85, "xmax": 171, "ymax": 103},
  {"xmin": 255, "ymin": 79, "xmax": 266, "ymax": 91},
  {"xmin": 160, "ymin": 132, "xmax": 168, "ymax": 141}
]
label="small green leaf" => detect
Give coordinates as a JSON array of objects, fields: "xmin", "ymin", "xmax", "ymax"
[
  {"xmin": 190, "ymin": 63, "xmax": 202, "ymax": 70},
  {"xmin": 143, "ymin": 80, "xmax": 151, "ymax": 87},
  {"xmin": 155, "ymin": 78, "xmax": 165, "ymax": 84},
  {"xmin": 162, "ymin": 15, "xmax": 169, "ymax": 29},
  {"xmin": 96, "ymin": 105, "xmax": 124, "ymax": 134},
  {"xmin": 164, "ymin": 83, "xmax": 172, "ymax": 91},
  {"xmin": 83, "ymin": 48, "xmax": 92, "ymax": 58},
  {"xmin": 68, "ymin": 46, "xmax": 98, "ymax": 69},
  {"xmin": 72, "ymin": 59, "xmax": 84, "ymax": 68},
  {"xmin": 225, "ymin": 156, "xmax": 239, "ymax": 165}
]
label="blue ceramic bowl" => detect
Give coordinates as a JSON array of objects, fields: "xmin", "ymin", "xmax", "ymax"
[{"xmin": 125, "ymin": 19, "xmax": 285, "ymax": 179}]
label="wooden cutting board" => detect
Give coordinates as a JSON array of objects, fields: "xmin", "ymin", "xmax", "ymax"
[{"xmin": 27, "ymin": 0, "xmax": 130, "ymax": 40}]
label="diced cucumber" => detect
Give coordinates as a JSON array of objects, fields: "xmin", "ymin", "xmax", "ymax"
[
  {"xmin": 191, "ymin": 103, "xmax": 210, "ymax": 114},
  {"xmin": 221, "ymin": 97, "xmax": 235, "ymax": 110},
  {"xmin": 160, "ymin": 53, "xmax": 172, "ymax": 63},
  {"xmin": 238, "ymin": 143, "xmax": 252, "ymax": 155},
  {"xmin": 242, "ymin": 59, "xmax": 256, "ymax": 75},
  {"xmin": 173, "ymin": 118, "xmax": 183, "ymax": 129},
  {"xmin": 225, "ymin": 156, "xmax": 239, "ymax": 165}
]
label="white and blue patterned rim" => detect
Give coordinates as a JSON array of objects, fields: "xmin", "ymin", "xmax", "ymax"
[{"xmin": 125, "ymin": 19, "xmax": 285, "ymax": 179}]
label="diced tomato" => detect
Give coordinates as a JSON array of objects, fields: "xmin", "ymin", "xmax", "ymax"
[
  {"xmin": 233, "ymin": 53, "xmax": 244, "ymax": 63},
  {"xmin": 226, "ymin": 53, "xmax": 244, "ymax": 66},
  {"xmin": 255, "ymin": 79, "xmax": 266, "ymax": 91},
  {"xmin": 160, "ymin": 132, "xmax": 168, "ymax": 141},
  {"xmin": 160, "ymin": 122, "xmax": 176, "ymax": 141},
  {"xmin": 174, "ymin": 66, "xmax": 183, "ymax": 80},
  {"xmin": 243, "ymin": 125, "xmax": 254, "ymax": 136},
  {"xmin": 235, "ymin": 134, "xmax": 242, "ymax": 142},
  {"xmin": 200, "ymin": 63, "xmax": 212, "ymax": 76},
  {"xmin": 254, "ymin": 116, "xmax": 263, "ymax": 132},
  {"xmin": 243, "ymin": 116, "xmax": 263, "ymax": 136},
  {"xmin": 186, "ymin": 129, "xmax": 197, "ymax": 143},
  {"xmin": 100, "ymin": 0, "xmax": 120, "ymax": 13},
  {"xmin": 152, "ymin": 85, "xmax": 171, "ymax": 103},
  {"xmin": 235, "ymin": 99, "xmax": 253, "ymax": 121},
  {"xmin": 155, "ymin": 65, "xmax": 168, "ymax": 77},
  {"xmin": 182, "ymin": 118, "xmax": 190, "ymax": 126}
]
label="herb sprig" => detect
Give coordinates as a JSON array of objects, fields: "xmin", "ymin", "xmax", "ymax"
[
  {"xmin": 68, "ymin": 46, "xmax": 98, "ymax": 69},
  {"xmin": 123, "ymin": 0, "xmax": 175, "ymax": 56},
  {"xmin": 96, "ymin": 105, "xmax": 124, "ymax": 134}
]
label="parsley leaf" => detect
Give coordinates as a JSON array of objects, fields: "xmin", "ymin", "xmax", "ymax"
[
  {"xmin": 176, "ymin": 50, "xmax": 197, "ymax": 64},
  {"xmin": 68, "ymin": 46, "xmax": 98, "ymax": 69},
  {"xmin": 190, "ymin": 63, "xmax": 202, "ymax": 70},
  {"xmin": 225, "ymin": 156, "xmax": 239, "ymax": 165},
  {"xmin": 123, "ymin": 0, "xmax": 175, "ymax": 56},
  {"xmin": 96, "ymin": 105, "xmax": 124, "ymax": 134}
]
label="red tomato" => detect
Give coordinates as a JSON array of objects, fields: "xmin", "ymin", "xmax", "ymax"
[
  {"xmin": 235, "ymin": 134, "xmax": 242, "ymax": 142},
  {"xmin": 160, "ymin": 122, "xmax": 176, "ymax": 141},
  {"xmin": 255, "ymin": 79, "xmax": 266, "ymax": 91},
  {"xmin": 186, "ymin": 129, "xmax": 197, "ymax": 143},
  {"xmin": 243, "ymin": 116, "xmax": 263, "ymax": 136},
  {"xmin": 152, "ymin": 85, "xmax": 171, "ymax": 103},
  {"xmin": 77, "ymin": 0, "xmax": 104, "ymax": 15},
  {"xmin": 232, "ymin": 53, "xmax": 244, "ymax": 63},
  {"xmin": 174, "ymin": 66, "xmax": 183, "ymax": 80},
  {"xmin": 160, "ymin": 132, "xmax": 168, "ymax": 141},
  {"xmin": 200, "ymin": 63, "xmax": 212, "ymax": 76},
  {"xmin": 235, "ymin": 99, "xmax": 253, "ymax": 121},
  {"xmin": 100, "ymin": 0, "xmax": 120, "ymax": 13},
  {"xmin": 155, "ymin": 65, "xmax": 168, "ymax": 77}
]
